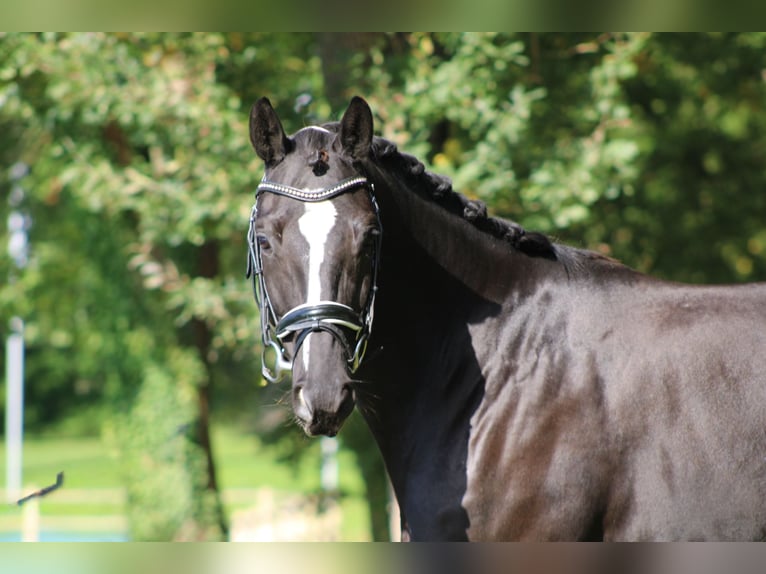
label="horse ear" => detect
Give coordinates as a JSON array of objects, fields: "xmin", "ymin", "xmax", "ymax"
[
  {"xmin": 250, "ymin": 97, "xmax": 289, "ymax": 166},
  {"xmin": 339, "ymin": 96, "xmax": 373, "ymax": 160}
]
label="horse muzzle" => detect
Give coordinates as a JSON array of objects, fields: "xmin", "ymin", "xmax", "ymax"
[{"xmin": 293, "ymin": 378, "xmax": 355, "ymax": 437}]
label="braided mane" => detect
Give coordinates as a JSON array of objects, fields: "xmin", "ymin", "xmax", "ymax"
[
  {"xmin": 365, "ymin": 134, "xmax": 558, "ymax": 261},
  {"xmin": 315, "ymin": 121, "xmax": 559, "ymax": 260}
]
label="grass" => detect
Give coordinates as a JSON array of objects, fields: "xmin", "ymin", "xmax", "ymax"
[{"xmin": 0, "ymin": 423, "xmax": 372, "ymax": 540}]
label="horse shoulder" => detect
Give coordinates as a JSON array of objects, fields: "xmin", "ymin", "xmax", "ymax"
[{"xmin": 462, "ymin": 278, "xmax": 617, "ymax": 540}]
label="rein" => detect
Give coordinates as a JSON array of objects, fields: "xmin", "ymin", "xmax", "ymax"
[{"xmin": 247, "ymin": 176, "xmax": 382, "ymax": 383}]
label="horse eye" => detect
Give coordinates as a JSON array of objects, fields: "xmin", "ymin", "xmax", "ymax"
[
  {"xmin": 361, "ymin": 230, "xmax": 379, "ymax": 257},
  {"xmin": 367, "ymin": 228, "xmax": 381, "ymax": 245},
  {"xmin": 257, "ymin": 234, "xmax": 272, "ymax": 251}
]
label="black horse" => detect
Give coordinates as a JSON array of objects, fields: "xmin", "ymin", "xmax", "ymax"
[{"xmin": 246, "ymin": 96, "xmax": 766, "ymax": 541}]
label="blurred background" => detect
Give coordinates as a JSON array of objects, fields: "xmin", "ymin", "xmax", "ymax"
[{"xmin": 1, "ymin": 32, "xmax": 765, "ymax": 541}]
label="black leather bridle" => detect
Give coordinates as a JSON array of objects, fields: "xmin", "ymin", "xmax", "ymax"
[{"xmin": 246, "ymin": 176, "xmax": 382, "ymax": 383}]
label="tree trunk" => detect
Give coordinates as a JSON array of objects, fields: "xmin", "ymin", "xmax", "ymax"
[
  {"xmin": 316, "ymin": 33, "xmax": 381, "ymax": 109},
  {"xmin": 191, "ymin": 239, "xmax": 229, "ymax": 539}
]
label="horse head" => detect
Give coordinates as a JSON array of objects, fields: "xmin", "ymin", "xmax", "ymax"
[{"xmin": 247, "ymin": 96, "xmax": 381, "ymax": 437}]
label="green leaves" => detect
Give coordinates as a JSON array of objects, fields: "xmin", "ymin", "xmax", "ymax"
[
  {"xmin": 0, "ymin": 32, "xmax": 265, "ymax": 540},
  {"xmin": 3, "ymin": 32, "xmax": 766, "ymax": 540}
]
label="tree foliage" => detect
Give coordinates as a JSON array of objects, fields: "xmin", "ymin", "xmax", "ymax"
[{"xmin": 2, "ymin": 33, "xmax": 766, "ymax": 540}]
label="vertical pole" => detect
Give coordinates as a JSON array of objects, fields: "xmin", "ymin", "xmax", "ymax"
[
  {"xmin": 21, "ymin": 488, "xmax": 39, "ymax": 542},
  {"xmin": 387, "ymin": 478, "xmax": 401, "ymax": 542},
  {"xmin": 319, "ymin": 436, "xmax": 340, "ymax": 538},
  {"xmin": 320, "ymin": 437, "xmax": 339, "ymax": 493},
  {"xmin": 5, "ymin": 161, "xmax": 28, "ymax": 504},
  {"xmin": 5, "ymin": 318, "xmax": 24, "ymax": 503}
]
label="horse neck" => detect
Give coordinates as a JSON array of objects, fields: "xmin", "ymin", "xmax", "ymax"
[
  {"xmin": 353, "ymin": 171, "xmax": 578, "ymax": 524},
  {"xmin": 359, "ymin": 172, "xmax": 541, "ymax": 417},
  {"xmin": 375, "ymin": 173, "xmax": 547, "ymax": 305}
]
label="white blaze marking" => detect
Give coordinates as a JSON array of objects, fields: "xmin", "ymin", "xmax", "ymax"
[{"xmin": 297, "ymin": 200, "xmax": 337, "ymax": 369}]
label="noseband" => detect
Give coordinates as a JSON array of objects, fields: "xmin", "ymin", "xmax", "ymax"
[{"xmin": 247, "ymin": 176, "xmax": 382, "ymax": 383}]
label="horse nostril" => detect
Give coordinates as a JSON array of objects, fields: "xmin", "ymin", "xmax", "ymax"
[{"xmin": 294, "ymin": 385, "xmax": 310, "ymax": 414}]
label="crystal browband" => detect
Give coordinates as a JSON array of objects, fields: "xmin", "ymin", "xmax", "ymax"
[{"xmin": 255, "ymin": 176, "xmax": 370, "ymax": 202}]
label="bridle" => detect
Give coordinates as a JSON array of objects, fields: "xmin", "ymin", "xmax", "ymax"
[{"xmin": 246, "ymin": 175, "xmax": 382, "ymax": 383}]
